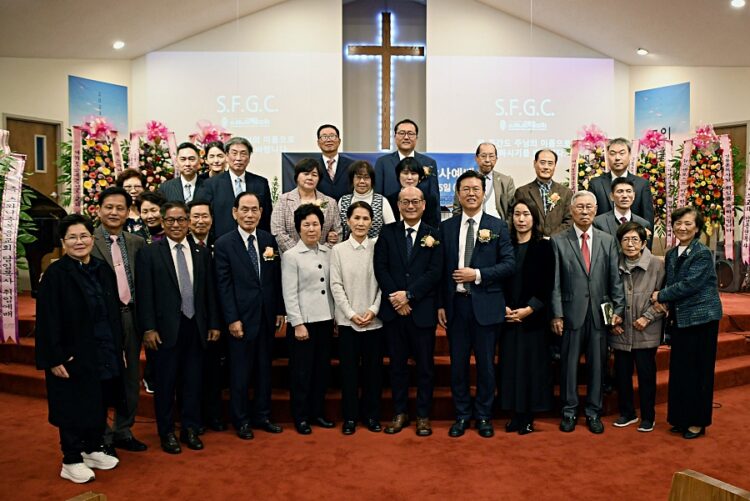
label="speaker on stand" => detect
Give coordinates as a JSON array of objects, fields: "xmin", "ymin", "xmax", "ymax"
[{"xmin": 715, "ymin": 241, "xmax": 749, "ymax": 292}]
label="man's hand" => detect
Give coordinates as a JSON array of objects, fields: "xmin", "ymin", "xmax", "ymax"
[
  {"xmin": 551, "ymin": 318, "xmax": 564, "ymax": 336},
  {"xmin": 452, "ymin": 267, "xmax": 477, "ymax": 284},
  {"xmin": 144, "ymin": 330, "xmax": 162, "ymax": 350},
  {"xmin": 389, "ymin": 291, "xmax": 408, "ymax": 309},
  {"xmin": 229, "ymin": 320, "xmax": 244, "ymax": 339},
  {"xmin": 395, "ymin": 304, "xmax": 412, "ymax": 316},
  {"xmin": 327, "ymin": 230, "xmax": 339, "ymax": 245},
  {"xmin": 438, "ymin": 308, "xmax": 447, "ymax": 329},
  {"xmin": 294, "ymin": 324, "xmax": 310, "ymax": 341},
  {"xmin": 208, "ymin": 329, "xmax": 221, "ymax": 342},
  {"xmin": 633, "ymin": 317, "xmax": 650, "ymax": 331}
]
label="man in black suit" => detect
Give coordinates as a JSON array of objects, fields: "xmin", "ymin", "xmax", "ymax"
[
  {"xmin": 159, "ymin": 142, "xmax": 205, "ymax": 203},
  {"xmin": 214, "ymin": 192, "xmax": 286, "ymax": 440},
  {"xmin": 438, "ymin": 171, "xmax": 515, "ymax": 438},
  {"xmin": 92, "ymin": 187, "xmax": 147, "ymax": 455},
  {"xmin": 593, "ymin": 178, "xmax": 653, "ymax": 248},
  {"xmin": 374, "ymin": 186, "xmax": 443, "ymax": 437},
  {"xmin": 589, "ymin": 138, "xmax": 654, "ymax": 228},
  {"xmin": 136, "ymin": 201, "xmax": 220, "ymax": 454},
  {"xmin": 195, "ymin": 137, "xmax": 272, "ymax": 237},
  {"xmin": 374, "ymin": 119, "xmax": 441, "ymax": 224},
  {"xmin": 315, "ymin": 124, "xmax": 354, "ymax": 201}
]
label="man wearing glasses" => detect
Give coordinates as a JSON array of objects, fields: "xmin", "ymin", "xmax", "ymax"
[
  {"xmin": 136, "ymin": 201, "xmax": 220, "ymax": 454},
  {"xmin": 374, "ymin": 186, "xmax": 443, "ymax": 437},
  {"xmin": 315, "ymin": 124, "xmax": 354, "ymax": 201},
  {"xmin": 452, "ymin": 143, "xmax": 516, "ymax": 220},
  {"xmin": 374, "ymin": 119, "xmax": 441, "ymax": 224}
]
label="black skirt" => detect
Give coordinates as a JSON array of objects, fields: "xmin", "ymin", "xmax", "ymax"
[{"xmin": 499, "ymin": 323, "xmax": 553, "ymax": 413}]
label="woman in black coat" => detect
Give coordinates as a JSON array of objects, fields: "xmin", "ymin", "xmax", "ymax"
[
  {"xmin": 35, "ymin": 214, "xmax": 127, "ymax": 484},
  {"xmin": 499, "ymin": 199, "xmax": 555, "ymax": 434}
]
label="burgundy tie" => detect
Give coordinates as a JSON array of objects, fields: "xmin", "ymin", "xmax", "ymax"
[
  {"xmin": 581, "ymin": 232, "xmax": 591, "ymax": 273},
  {"xmin": 326, "ymin": 158, "xmax": 335, "ymax": 180},
  {"xmin": 619, "ymin": 216, "xmax": 627, "ymax": 224}
]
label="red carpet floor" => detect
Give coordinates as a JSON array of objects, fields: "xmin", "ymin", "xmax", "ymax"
[{"xmin": 1, "ymin": 386, "xmax": 749, "ymax": 500}]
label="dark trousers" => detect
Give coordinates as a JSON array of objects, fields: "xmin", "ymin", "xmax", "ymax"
[
  {"xmin": 560, "ymin": 308, "xmax": 607, "ymax": 419},
  {"xmin": 339, "ymin": 326, "xmax": 383, "ymax": 422},
  {"xmin": 447, "ymin": 295, "xmax": 497, "ymax": 420},
  {"xmin": 202, "ymin": 331, "xmax": 227, "ymax": 425},
  {"xmin": 288, "ymin": 320, "xmax": 333, "ymax": 423},
  {"xmin": 60, "ymin": 378, "xmax": 116, "ymax": 464},
  {"xmin": 614, "ymin": 347, "xmax": 657, "ymax": 422},
  {"xmin": 667, "ymin": 320, "xmax": 719, "ymax": 428},
  {"xmin": 104, "ymin": 308, "xmax": 140, "ymax": 443},
  {"xmin": 152, "ymin": 315, "xmax": 203, "ymax": 437},
  {"xmin": 385, "ymin": 316, "xmax": 436, "ymax": 418}
]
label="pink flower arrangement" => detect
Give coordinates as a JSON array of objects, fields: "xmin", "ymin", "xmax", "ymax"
[
  {"xmin": 692, "ymin": 123, "xmax": 719, "ymax": 153},
  {"xmin": 190, "ymin": 120, "xmax": 232, "ymax": 146},
  {"xmin": 577, "ymin": 124, "xmax": 608, "ymax": 151},
  {"xmin": 81, "ymin": 116, "xmax": 113, "ymax": 140},
  {"xmin": 640, "ymin": 129, "xmax": 667, "ymax": 151},
  {"xmin": 146, "ymin": 120, "xmax": 169, "ymax": 142}
]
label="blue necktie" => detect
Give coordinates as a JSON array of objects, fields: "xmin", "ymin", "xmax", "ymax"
[
  {"xmin": 406, "ymin": 228, "xmax": 415, "ymax": 258},
  {"xmin": 175, "ymin": 243, "xmax": 194, "ymax": 318},
  {"xmin": 247, "ymin": 235, "xmax": 260, "ymax": 279},
  {"xmin": 234, "ymin": 178, "xmax": 243, "ymax": 196}
]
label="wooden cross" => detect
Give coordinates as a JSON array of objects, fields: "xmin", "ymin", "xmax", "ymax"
[{"xmin": 347, "ymin": 11, "xmax": 425, "ymax": 150}]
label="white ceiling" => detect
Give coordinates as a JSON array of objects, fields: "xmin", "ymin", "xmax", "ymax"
[{"xmin": 2, "ymin": 0, "xmax": 749, "ymax": 65}]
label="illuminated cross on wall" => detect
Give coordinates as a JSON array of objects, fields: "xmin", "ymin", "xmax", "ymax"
[{"xmin": 347, "ymin": 11, "xmax": 425, "ymax": 150}]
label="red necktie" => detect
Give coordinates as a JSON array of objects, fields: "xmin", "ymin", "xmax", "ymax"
[
  {"xmin": 619, "ymin": 216, "xmax": 627, "ymax": 224},
  {"xmin": 581, "ymin": 232, "xmax": 591, "ymax": 273}
]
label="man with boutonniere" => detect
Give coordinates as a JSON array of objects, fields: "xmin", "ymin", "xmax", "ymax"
[
  {"xmin": 438, "ymin": 170, "xmax": 515, "ymax": 438},
  {"xmin": 374, "ymin": 186, "xmax": 443, "ymax": 437},
  {"xmin": 514, "ymin": 149, "xmax": 573, "ymax": 237},
  {"xmin": 214, "ymin": 192, "xmax": 286, "ymax": 440}
]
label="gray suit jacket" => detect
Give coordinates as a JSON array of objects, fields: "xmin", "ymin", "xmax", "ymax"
[
  {"xmin": 593, "ymin": 211, "xmax": 653, "ymax": 249},
  {"xmin": 158, "ymin": 176, "xmax": 204, "ymax": 203},
  {"xmin": 551, "ymin": 226, "xmax": 625, "ymax": 331},
  {"xmin": 452, "ymin": 170, "xmax": 516, "ymax": 220},
  {"xmin": 91, "ymin": 226, "xmax": 146, "ymax": 304}
]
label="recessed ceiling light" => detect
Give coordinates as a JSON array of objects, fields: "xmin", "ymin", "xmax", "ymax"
[
  {"xmin": 113, "ymin": 41, "xmax": 125, "ymax": 50},
  {"xmin": 731, "ymin": 0, "xmax": 745, "ymax": 8},
  {"xmin": 636, "ymin": 48, "xmax": 649, "ymax": 56}
]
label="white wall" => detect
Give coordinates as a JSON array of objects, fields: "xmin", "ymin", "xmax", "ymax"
[{"xmin": 0, "ymin": 57, "xmax": 131, "ymax": 132}]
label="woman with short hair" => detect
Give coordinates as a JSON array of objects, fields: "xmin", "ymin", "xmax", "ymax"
[{"xmin": 338, "ymin": 160, "xmax": 395, "ymax": 240}]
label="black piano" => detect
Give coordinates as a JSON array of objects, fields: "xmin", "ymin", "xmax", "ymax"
[{"xmin": 24, "ymin": 185, "xmax": 67, "ymax": 297}]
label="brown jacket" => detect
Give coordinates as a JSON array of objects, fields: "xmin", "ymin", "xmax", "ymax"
[
  {"xmin": 609, "ymin": 248, "xmax": 665, "ymax": 351},
  {"xmin": 514, "ymin": 180, "xmax": 573, "ymax": 237}
]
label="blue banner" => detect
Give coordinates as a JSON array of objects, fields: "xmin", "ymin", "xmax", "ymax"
[{"xmin": 282, "ymin": 152, "xmax": 476, "ymax": 208}]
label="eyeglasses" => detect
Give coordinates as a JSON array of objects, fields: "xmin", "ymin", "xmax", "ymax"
[
  {"xmin": 319, "ymin": 134, "xmax": 339, "ymax": 141},
  {"xmin": 63, "ymin": 234, "xmax": 93, "ymax": 243},
  {"xmin": 398, "ymin": 198, "xmax": 424, "ymax": 207},
  {"xmin": 163, "ymin": 217, "xmax": 189, "ymax": 225},
  {"xmin": 478, "ymin": 154, "xmax": 496, "ymax": 160},
  {"xmin": 354, "ymin": 174, "xmax": 371, "ymax": 181},
  {"xmin": 460, "ymin": 187, "xmax": 483, "ymax": 194},
  {"xmin": 621, "ymin": 237, "xmax": 642, "ymax": 244},
  {"xmin": 395, "ymin": 131, "xmax": 417, "ymax": 138}
]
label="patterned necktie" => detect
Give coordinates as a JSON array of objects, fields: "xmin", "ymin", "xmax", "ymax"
[
  {"xmin": 184, "ymin": 184, "xmax": 192, "ymax": 203},
  {"xmin": 619, "ymin": 216, "xmax": 628, "ymax": 224},
  {"xmin": 174, "ymin": 243, "xmax": 195, "ymax": 318},
  {"xmin": 484, "ymin": 175, "xmax": 493, "ymax": 210},
  {"xmin": 326, "ymin": 158, "xmax": 335, "ymax": 180},
  {"xmin": 406, "ymin": 228, "xmax": 415, "ymax": 258},
  {"xmin": 109, "ymin": 235, "xmax": 131, "ymax": 305},
  {"xmin": 539, "ymin": 183, "xmax": 551, "ymax": 214},
  {"xmin": 581, "ymin": 232, "xmax": 591, "ymax": 274},
  {"xmin": 247, "ymin": 234, "xmax": 260, "ymax": 278},
  {"xmin": 234, "ymin": 177, "xmax": 243, "ymax": 196},
  {"xmin": 464, "ymin": 219, "xmax": 476, "ymax": 292}
]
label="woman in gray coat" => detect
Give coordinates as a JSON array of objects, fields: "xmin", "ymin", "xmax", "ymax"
[{"xmin": 610, "ymin": 222, "xmax": 665, "ymax": 432}]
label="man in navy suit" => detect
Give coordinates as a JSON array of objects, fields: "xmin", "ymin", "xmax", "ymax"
[
  {"xmin": 589, "ymin": 138, "xmax": 654, "ymax": 228},
  {"xmin": 315, "ymin": 124, "xmax": 354, "ymax": 201},
  {"xmin": 159, "ymin": 142, "xmax": 205, "ymax": 203},
  {"xmin": 195, "ymin": 137, "xmax": 272, "ymax": 237},
  {"xmin": 438, "ymin": 170, "xmax": 515, "ymax": 438},
  {"xmin": 136, "ymin": 201, "xmax": 221, "ymax": 454},
  {"xmin": 374, "ymin": 186, "xmax": 443, "ymax": 437},
  {"xmin": 214, "ymin": 192, "xmax": 286, "ymax": 440},
  {"xmin": 374, "ymin": 119, "xmax": 441, "ymax": 223}
]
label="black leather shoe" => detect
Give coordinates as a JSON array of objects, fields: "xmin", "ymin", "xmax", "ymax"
[
  {"xmin": 449, "ymin": 419, "xmax": 470, "ymax": 438},
  {"xmin": 113, "ymin": 436, "xmax": 147, "ymax": 452},
  {"xmin": 342, "ymin": 420, "xmax": 356, "ymax": 435},
  {"xmin": 519, "ymin": 423, "xmax": 534, "ymax": 435},
  {"xmin": 559, "ymin": 416, "xmax": 576, "ymax": 433},
  {"xmin": 102, "ymin": 444, "xmax": 119, "ymax": 458},
  {"xmin": 586, "ymin": 417, "xmax": 604, "ymax": 434},
  {"xmin": 295, "ymin": 421, "xmax": 312, "ymax": 435},
  {"xmin": 253, "ymin": 420, "xmax": 283, "ymax": 434},
  {"xmin": 160, "ymin": 433, "xmax": 182, "ymax": 454},
  {"xmin": 180, "ymin": 428, "xmax": 204, "ymax": 450},
  {"xmin": 683, "ymin": 427, "xmax": 705, "ymax": 439},
  {"xmin": 208, "ymin": 419, "xmax": 227, "ymax": 432},
  {"xmin": 313, "ymin": 417, "xmax": 335, "ymax": 428},
  {"xmin": 237, "ymin": 423, "xmax": 254, "ymax": 440},
  {"xmin": 197, "ymin": 426, "xmax": 206, "ymax": 436},
  {"xmin": 505, "ymin": 419, "xmax": 520, "ymax": 433},
  {"xmin": 669, "ymin": 425, "xmax": 684, "ymax": 434},
  {"xmin": 476, "ymin": 419, "xmax": 494, "ymax": 438},
  {"xmin": 365, "ymin": 419, "xmax": 382, "ymax": 433}
]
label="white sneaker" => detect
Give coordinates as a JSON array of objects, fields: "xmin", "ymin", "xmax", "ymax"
[
  {"xmin": 82, "ymin": 451, "xmax": 120, "ymax": 470},
  {"xmin": 60, "ymin": 463, "xmax": 95, "ymax": 483}
]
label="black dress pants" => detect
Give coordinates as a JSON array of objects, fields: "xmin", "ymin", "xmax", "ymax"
[
  {"xmin": 385, "ymin": 316, "xmax": 435, "ymax": 418},
  {"xmin": 288, "ymin": 320, "xmax": 333, "ymax": 423},
  {"xmin": 338, "ymin": 326, "xmax": 383, "ymax": 422},
  {"xmin": 614, "ymin": 347, "xmax": 657, "ymax": 422}
]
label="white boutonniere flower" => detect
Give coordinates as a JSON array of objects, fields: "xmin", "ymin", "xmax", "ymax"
[
  {"xmin": 477, "ymin": 228, "xmax": 498, "ymax": 243},
  {"xmin": 310, "ymin": 199, "xmax": 328, "ymax": 209},
  {"xmin": 262, "ymin": 246, "xmax": 278, "ymax": 261},
  {"xmin": 420, "ymin": 234, "xmax": 440, "ymax": 248},
  {"xmin": 423, "ymin": 165, "xmax": 433, "ymax": 177},
  {"xmin": 548, "ymin": 192, "xmax": 561, "ymax": 210}
]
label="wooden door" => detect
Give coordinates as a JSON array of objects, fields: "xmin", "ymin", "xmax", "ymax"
[
  {"xmin": 5, "ymin": 117, "xmax": 60, "ymax": 200},
  {"xmin": 714, "ymin": 123, "xmax": 747, "ymax": 203}
]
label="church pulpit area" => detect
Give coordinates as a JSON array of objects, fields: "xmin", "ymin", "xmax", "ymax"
[{"xmin": 2, "ymin": 292, "xmax": 750, "ymax": 423}]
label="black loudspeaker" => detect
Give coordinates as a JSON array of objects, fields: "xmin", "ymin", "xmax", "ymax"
[{"xmin": 715, "ymin": 241, "xmax": 749, "ymax": 292}]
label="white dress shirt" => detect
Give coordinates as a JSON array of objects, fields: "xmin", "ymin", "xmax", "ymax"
[
  {"xmin": 167, "ymin": 236, "xmax": 194, "ymax": 287},
  {"xmin": 613, "ymin": 208, "xmax": 632, "ymax": 223},
  {"xmin": 229, "ymin": 170, "xmax": 246, "ymax": 194},
  {"xmin": 457, "ymin": 211, "xmax": 483, "ymax": 292},
  {"xmin": 321, "ymin": 153, "xmax": 339, "ymax": 177},
  {"xmin": 181, "ymin": 175, "xmax": 197, "ymax": 202},
  {"xmin": 404, "ymin": 220, "xmax": 421, "ymax": 245},
  {"xmin": 574, "ymin": 225, "xmax": 594, "ymax": 264},
  {"xmin": 482, "ymin": 173, "xmax": 501, "ymax": 219},
  {"xmin": 398, "ymin": 150, "xmax": 416, "ymax": 161},
  {"xmin": 237, "ymin": 226, "xmax": 260, "ymax": 278}
]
